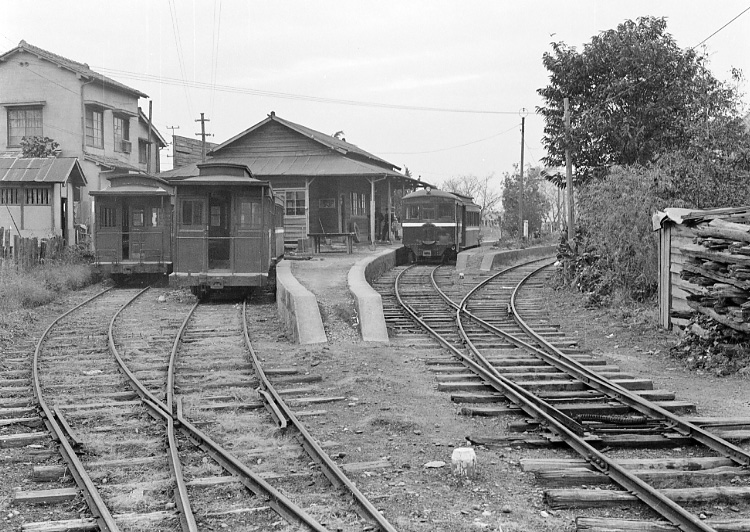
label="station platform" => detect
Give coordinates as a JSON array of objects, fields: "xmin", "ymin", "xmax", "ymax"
[{"xmin": 276, "ymin": 240, "xmax": 556, "ymax": 345}]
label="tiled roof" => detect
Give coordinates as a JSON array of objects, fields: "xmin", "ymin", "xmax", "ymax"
[
  {"xmin": 0, "ymin": 40, "xmax": 148, "ymax": 98},
  {"xmin": 0, "ymin": 157, "xmax": 86, "ymax": 185}
]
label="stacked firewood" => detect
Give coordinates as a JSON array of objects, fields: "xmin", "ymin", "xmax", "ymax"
[{"xmin": 679, "ymin": 218, "xmax": 750, "ymax": 333}]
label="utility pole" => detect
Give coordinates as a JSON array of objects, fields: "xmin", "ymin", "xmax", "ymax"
[
  {"xmin": 519, "ymin": 108, "xmax": 528, "ymax": 240},
  {"xmin": 564, "ymin": 97, "xmax": 575, "ymax": 244},
  {"xmin": 166, "ymin": 125, "xmax": 180, "ymax": 160},
  {"xmin": 195, "ymin": 113, "xmax": 212, "ymax": 162},
  {"xmin": 147, "ymin": 101, "xmax": 153, "ymax": 174}
]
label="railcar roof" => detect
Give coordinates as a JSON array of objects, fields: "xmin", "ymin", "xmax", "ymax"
[
  {"xmin": 174, "ymin": 174, "xmax": 270, "ymax": 187},
  {"xmin": 90, "ymin": 184, "xmax": 171, "ymax": 197},
  {"xmin": 402, "ymin": 188, "xmax": 459, "ymax": 201}
]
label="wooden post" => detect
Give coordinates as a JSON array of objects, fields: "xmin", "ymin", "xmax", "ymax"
[{"xmin": 564, "ymin": 97, "xmax": 575, "ymax": 245}]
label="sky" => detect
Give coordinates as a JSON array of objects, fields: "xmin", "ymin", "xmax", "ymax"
[{"xmin": 1, "ymin": 1, "xmax": 749, "ymax": 188}]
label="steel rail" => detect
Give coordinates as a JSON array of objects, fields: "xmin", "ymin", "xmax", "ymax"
[
  {"xmin": 170, "ymin": 301, "xmax": 331, "ymax": 532},
  {"xmin": 431, "ymin": 260, "xmax": 722, "ymax": 532},
  {"xmin": 107, "ymin": 287, "xmax": 198, "ymax": 532},
  {"xmin": 426, "ymin": 264, "xmax": 586, "ymax": 436},
  {"xmin": 32, "ymin": 287, "xmax": 121, "ymax": 532},
  {"xmin": 110, "ymin": 296, "xmax": 328, "ymax": 531},
  {"xmin": 241, "ymin": 301, "xmax": 399, "ymax": 532},
  {"xmin": 508, "ymin": 263, "xmax": 750, "ymax": 467}
]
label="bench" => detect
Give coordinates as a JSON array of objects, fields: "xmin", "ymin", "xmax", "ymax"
[{"xmin": 307, "ymin": 233, "xmax": 356, "ymax": 254}]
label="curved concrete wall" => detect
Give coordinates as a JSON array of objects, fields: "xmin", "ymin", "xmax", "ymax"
[
  {"xmin": 479, "ymin": 245, "xmax": 557, "ymax": 271},
  {"xmin": 276, "ymin": 260, "xmax": 327, "ymax": 344},
  {"xmin": 348, "ymin": 248, "xmax": 395, "ymax": 343}
]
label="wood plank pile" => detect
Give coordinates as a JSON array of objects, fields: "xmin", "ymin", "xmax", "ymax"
[{"xmin": 677, "ymin": 217, "xmax": 750, "ymax": 334}]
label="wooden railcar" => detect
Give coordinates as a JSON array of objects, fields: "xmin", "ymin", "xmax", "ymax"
[
  {"xmin": 90, "ymin": 174, "xmax": 173, "ymax": 282},
  {"xmin": 169, "ymin": 162, "xmax": 283, "ymax": 297},
  {"xmin": 401, "ymin": 187, "xmax": 481, "ymax": 262}
]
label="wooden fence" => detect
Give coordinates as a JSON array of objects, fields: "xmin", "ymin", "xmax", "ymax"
[{"xmin": 0, "ymin": 226, "xmax": 65, "ymax": 272}]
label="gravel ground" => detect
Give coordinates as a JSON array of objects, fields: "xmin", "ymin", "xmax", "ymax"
[{"xmin": 3, "ymin": 248, "xmax": 749, "ymax": 531}]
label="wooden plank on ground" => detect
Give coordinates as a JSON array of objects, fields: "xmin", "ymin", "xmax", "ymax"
[
  {"xmin": 0, "ymin": 432, "xmax": 48, "ymax": 448},
  {"xmin": 576, "ymin": 516, "xmax": 750, "ymax": 531},
  {"xmin": 547, "ymin": 486, "xmax": 750, "ymax": 509},
  {"xmin": 13, "ymin": 488, "xmax": 78, "ymax": 504},
  {"xmin": 22, "ymin": 518, "xmax": 98, "ymax": 531}
]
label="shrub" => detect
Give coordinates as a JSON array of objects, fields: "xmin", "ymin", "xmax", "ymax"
[
  {"xmin": 557, "ymin": 166, "xmax": 669, "ymax": 304},
  {"xmin": 0, "ymin": 262, "xmax": 96, "ymax": 310}
]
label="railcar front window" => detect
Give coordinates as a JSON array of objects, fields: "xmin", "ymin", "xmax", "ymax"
[
  {"xmin": 421, "ymin": 207, "xmax": 435, "ymax": 220},
  {"xmin": 181, "ymin": 200, "xmax": 203, "ymax": 226},
  {"xmin": 438, "ymin": 203, "xmax": 454, "ymax": 219},
  {"xmin": 406, "ymin": 205, "xmax": 420, "ymax": 219}
]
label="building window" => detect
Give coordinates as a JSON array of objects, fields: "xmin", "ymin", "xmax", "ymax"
[
  {"xmin": 114, "ymin": 116, "xmax": 130, "ymax": 151},
  {"xmin": 25, "ymin": 187, "xmax": 50, "ymax": 205},
  {"xmin": 284, "ymin": 190, "xmax": 306, "ymax": 216},
  {"xmin": 0, "ymin": 187, "xmax": 20, "ymax": 205},
  {"xmin": 181, "ymin": 199, "xmax": 203, "ymax": 226},
  {"xmin": 85, "ymin": 107, "xmax": 104, "ymax": 148},
  {"xmin": 138, "ymin": 139, "xmax": 148, "ymax": 164},
  {"xmin": 7, "ymin": 107, "xmax": 43, "ymax": 147},
  {"xmin": 100, "ymin": 206, "xmax": 117, "ymax": 227},
  {"xmin": 351, "ymin": 192, "xmax": 367, "ymax": 216}
]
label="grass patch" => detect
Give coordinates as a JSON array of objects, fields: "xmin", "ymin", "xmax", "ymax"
[{"xmin": 0, "ymin": 261, "xmax": 96, "ymax": 310}]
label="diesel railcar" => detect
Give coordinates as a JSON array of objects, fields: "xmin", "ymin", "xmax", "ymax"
[
  {"xmin": 401, "ymin": 187, "xmax": 481, "ymax": 262},
  {"xmin": 90, "ymin": 173, "xmax": 174, "ymax": 283},
  {"xmin": 169, "ymin": 162, "xmax": 284, "ymax": 298}
]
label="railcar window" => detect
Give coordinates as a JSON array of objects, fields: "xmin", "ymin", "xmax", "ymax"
[
  {"xmin": 422, "ymin": 208, "xmax": 435, "ymax": 220},
  {"xmin": 406, "ymin": 205, "xmax": 420, "ymax": 219},
  {"xmin": 438, "ymin": 203, "xmax": 454, "ymax": 219},
  {"xmin": 151, "ymin": 209, "xmax": 160, "ymax": 227},
  {"xmin": 239, "ymin": 200, "xmax": 262, "ymax": 228},
  {"xmin": 181, "ymin": 200, "xmax": 203, "ymax": 226},
  {"xmin": 100, "ymin": 206, "xmax": 117, "ymax": 228},
  {"xmin": 132, "ymin": 208, "xmax": 145, "ymax": 227}
]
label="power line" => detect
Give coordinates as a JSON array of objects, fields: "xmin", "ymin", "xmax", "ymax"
[
  {"xmin": 378, "ymin": 123, "xmax": 521, "ymax": 155},
  {"xmin": 90, "ymin": 65, "xmax": 526, "ymax": 116},
  {"xmin": 209, "ymin": 0, "xmax": 222, "ymax": 116},
  {"xmin": 693, "ymin": 5, "xmax": 750, "ymax": 48},
  {"xmin": 168, "ymin": 0, "xmax": 194, "ymax": 118}
]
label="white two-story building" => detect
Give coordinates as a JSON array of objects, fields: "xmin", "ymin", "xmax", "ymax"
[{"xmin": 0, "ymin": 40, "xmax": 166, "ymax": 242}]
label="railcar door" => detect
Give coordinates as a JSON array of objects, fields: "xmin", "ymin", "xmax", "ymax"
[
  {"xmin": 176, "ymin": 196, "xmax": 207, "ymax": 273},
  {"xmin": 234, "ymin": 192, "xmax": 264, "ymax": 274},
  {"xmin": 208, "ymin": 191, "xmax": 231, "ymax": 270},
  {"xmin": 94, "ymin": 198, "xmax": 121, "ymax": 263}
]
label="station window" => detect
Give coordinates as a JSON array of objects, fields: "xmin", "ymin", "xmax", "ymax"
[
  {"xmin": 239, "ymin": 199, "xmax": 262, "ymax": 228},
  {"xmin": 351, "ymin": 192, "xmax": 367, "ymax": 216},
  {"xmin": 114, "ymin": 115, "xmax": 130, "ymax": 151},
  {"xmin": 181, "ymin": 200, "xmax": 203, "ymax": 226},
  {"xmin": 100, "ymin": 206, "xmax": 117, "ymax": 228},
  {"xmin": 7, "ymin": 106, "xmax": 43, "ymax": 147},
  {"xmin": 0, "ymin": 187, "xmax": 20, "ymax": 205},
  {"xmin": 285, "ymin": 190, "xmax": 306, "ymax": 216},
  {"xmin": 85, "ymin": 106, "xmax": 104, "ymax": 148},
  {"xmin": 25, "ymin": 187, "xmax": 50, "ymax": 205}
]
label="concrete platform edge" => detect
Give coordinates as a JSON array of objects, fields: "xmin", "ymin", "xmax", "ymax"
[
  {"xmin": 479, "ymin": 245, "xmax": 557, "ymax": 271},
  {"xmin": 348, "ymin": 248, "xmax": 395, "ymax": 343},
  {"xmin": 276, "ymin": 260, "xmax": 327, "ymax": 344}
]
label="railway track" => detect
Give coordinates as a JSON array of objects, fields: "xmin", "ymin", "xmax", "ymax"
[
  {"xmin": 7, "ymin": 286, "xmax": 395, "ymax": 532},
  {"xmin": 376, "ymin": 257, "xmax": 750, "ymax": 532}
]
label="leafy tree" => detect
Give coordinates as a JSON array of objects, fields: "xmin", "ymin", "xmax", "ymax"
[
  {"xmin": 21, "ymin": 136, "xmax": 60, "ymax": 158},
  {"xmin": 537, "ymin": 16, "xmax": 750, "ymax": 187},
  {"xmin": 500, "ymin": 167, "xmax": 549, "ymax": 237},
  {"xmin": 441, "ymin": 173, "xmax": 501, "ymax": 223}
]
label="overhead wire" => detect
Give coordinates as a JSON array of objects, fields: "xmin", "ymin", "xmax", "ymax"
[
  {"xmin": 168, "ymin": 0, "xmax": 194, "ymax": 118},
  {"xmin": 378, "ymin": 123, "xmax": 521, "ymax": 155},
  {"xmin": 209, "ymin": 0, "xmax": 222, "ymax": 117}
]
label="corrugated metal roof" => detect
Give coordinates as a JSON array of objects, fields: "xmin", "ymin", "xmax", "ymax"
[
  {"xmin": 0, "ymin": 157, "xmax": 86, "ymax": 185},
  {"xmin": 161, "ymin": 154, "xmax": 406, "ymax": 181}
]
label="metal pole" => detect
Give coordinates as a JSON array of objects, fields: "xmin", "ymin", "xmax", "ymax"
[
  {"xmin": 519, "ymin": 108, "xmax": 527, "ymax": 239},
  {"xmin": 564, "ymin": 98, "xmax": 575, "ymax": 244}
]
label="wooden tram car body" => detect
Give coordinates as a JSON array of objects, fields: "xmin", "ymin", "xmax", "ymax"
[
  {"xmin": 90, "ymin": 174, "xmax": 174, "ymax": 280},
  {"xmin": 169, "ymin": 162, "xmax": 284, "ymax": 296},
  {"xmin": 401, "ymin": 188, "xmax": 481, "ymax": 262}
]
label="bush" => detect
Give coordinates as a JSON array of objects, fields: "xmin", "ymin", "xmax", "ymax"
[
  {"xmin": 556, "ymin": 166, "xmax": 668, "ymax": 304},
  {"xmin": 0, "ymin": 262, "xmax": 96, "ymax": 310}
]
